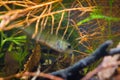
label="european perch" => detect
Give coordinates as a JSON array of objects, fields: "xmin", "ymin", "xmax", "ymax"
[{"xmin": 21, "ymin": 26, "xmax": 72, "ymax": 54}]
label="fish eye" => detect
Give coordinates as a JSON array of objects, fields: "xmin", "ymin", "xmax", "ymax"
[{"xmin": 68, "ymin": 45, "xmax": 71, "ymax": 49}]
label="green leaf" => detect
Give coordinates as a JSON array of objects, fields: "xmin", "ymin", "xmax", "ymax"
[{"xmin": 77, "ymin": 12, "xmax": 120, "ymax": 26}]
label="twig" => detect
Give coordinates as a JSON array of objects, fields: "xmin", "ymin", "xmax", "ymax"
[{"xmin": 0, "ymin": 71, "xmax": 63, "ymax": 80}]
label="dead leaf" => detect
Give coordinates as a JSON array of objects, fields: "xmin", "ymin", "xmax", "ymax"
[
  {"xmin": 98, "ymin": 42, "xmax": 120, "ymax": 80},
  {"xmin": 3, "ymin": 52, "xmax": 19, "ymax": 76},
  {"xmin": 24, "ymin": 43, "xmax": 41, "ymax": 72}
]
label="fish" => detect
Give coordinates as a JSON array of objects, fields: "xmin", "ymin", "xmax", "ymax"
[{"xmin": 21, "ymin": 26, "xmax": 73, "ymax": 54}]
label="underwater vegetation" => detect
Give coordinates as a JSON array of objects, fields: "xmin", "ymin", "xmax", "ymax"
[{"xmin": 0, "ymin": 0, "xmax": 120, "ymax": 79}]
